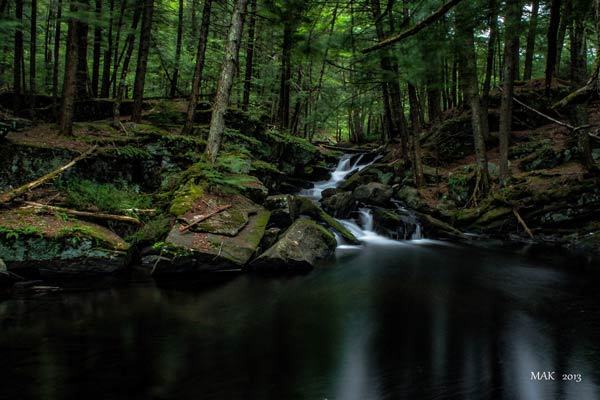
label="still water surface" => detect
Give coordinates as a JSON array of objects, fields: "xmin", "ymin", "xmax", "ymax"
[{"xmin": 1, "ymin": 241, "xmax": 599, "ymax": 400}]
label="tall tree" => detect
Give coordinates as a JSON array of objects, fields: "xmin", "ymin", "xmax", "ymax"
[
  {"xmin": 100, "ymin": 0, "xmax": 114, "ymax": 97},
  {"xmin": 75, "ymin": 0, "xmax": 91, "ymax": 98},
  {"xmin": 131, "ymin": 0, "xmax": 154, "ymax": 122},
  {"xmin": 499, "ymin": 0, "xmax": 522, "ymax": 185},
  {"xmin": 545, "ymin": 0, "xmax": 561, "ymax": 93},
  {"xmin": 169, "ymin": 0, "xmax": 183, "ymax": 98},
  {"xmin": 91, "ymin": 0, "xmax": 102, "ymax": 96},
  {"xmin": 52, "ymin": 0, "xmax": 62, "ymax": 117},
  {"xmin": 455, "ymin": 3, "xmax": 489, "ymax": 195},
  {"xmin": 241, "ymin": 0, "xmax": 256, "ymax": 111},
  {"xmin": 523, "ymin": 0, "xmax": 539, "ymax": 80},
  {"xmin": 181, "ymin": 0, "xmax": 213, "ymax": 135},
  {"xmin": 112, "ymin": 0, "xmax": 142, "ymax": 125},
  {"xmin": 59, "ymin": 0, "xmax": 80, "ymax": 135},
  {"xmin": 14, "ymin": 0, "xmax": 24, "ymax": 112},
  {"xmin": 29, "ymin": 0, "xmax": 37, "ymax": 113},
  {"xmin": 205, "ymin": 0, "xmax": 248, "ymax": 162}
]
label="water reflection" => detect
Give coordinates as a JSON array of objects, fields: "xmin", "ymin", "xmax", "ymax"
[{"xmin": 0, "ymin": 243, "xmax": 599, "ymax": 399}]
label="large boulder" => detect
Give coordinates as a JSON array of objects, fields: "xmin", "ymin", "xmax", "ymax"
[
  {"xmin": 251, "ymin": 219, "xmax": 337, "ymax": 271},
  {"xmin": 321, "ymin": 191, "xmax": 355, "ymax": 218},
  {"xmin": 0, "ymin": 209, "xmax": 130, "ymax": 275},
  {"xmin": 151, "ymin": 192, "xmax": 270, "ymax": 275},
  {"xmin": 294, "ymin": 197, "xmax": 359, "ymax": 244},
  {"xmin": 353, "ymin": 182, "xmax": 393, "ymax": 205}
]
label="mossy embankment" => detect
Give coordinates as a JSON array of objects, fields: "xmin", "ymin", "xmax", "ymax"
[{"xmin": 0, "ymin": 104, "xmax": 348, "ymax": 280}]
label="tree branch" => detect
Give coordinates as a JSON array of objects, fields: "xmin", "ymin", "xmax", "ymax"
[{"xmin": 361, "ymin": 0, "xmax": 464, "ymax": 54}]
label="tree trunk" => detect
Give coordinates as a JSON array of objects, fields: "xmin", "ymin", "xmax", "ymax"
[
  {"xmin": 169, "ymin": 0, "xmax": 183, "ymax": 98},
  {"xmin": 523, "ymin": 0, "xmax": 539, "ymax": 80},
  {"xmin": 499, "ymin": 0, "xmax": 522, "ymax": 185},
  {"xmin": 112, "ymin": 1, "xmax": 142, "ymax": 126},
  {"xmin": 481, "ymin": 0, "xmax": 497, "ymax": 141},
  {"xmin": 59, "ymin": 0, "xmax": 79, "ymax": 135},
  {"xmin": 278, "ymin": 21, "xmax": 293, "ymax": 129},
  {"xmin": 14, "ymin": 0, "xmax": 24, "ymax": 113},
  {"xmin": 181, "ymin": 0, "xmax": 213, "ymax": 135},
  {"xmin": 408, "ymin": 83, "xmax": 424, "ymax": 188},
  {"xmin": 555, "ymin": 0, "xmax": 571, "ymax": 77},
  {"xmin": 110, "ymin": 0, "xmax": 126, "ymax": 96},
  {"xmin": 91, "ymin": 0, "xmax": 102, "ymax": 97},
  {"xmin": 75, "ymin": 0, "xmax": 90, "ymax": 99},
  {"xmin": 100, "ymin": 0, "xmax": 113, "ymax": 97},
  {"xmin": 131, "ymin": 0, "xmax": 154, "ymax": 122},
  {"xmin": 545, "ymin": 0, "xmax": 561, "ymax": 93},
  {"xmin": 456, "ymin": 4, "xmax": 489, "ymax": 195},
  {"xmin": 205, "ymin": 0, "xmax": 248, "ymax": 163},
  {"xmin": 29, "ymin": 0, "xmax": 37, "ymax": 113},
  {"xmin": 241, "ymin": 0, "xmax": 256, "ymax": 111},
  {"xmin": 52, "ymin": 0, "xmax": 62, "ymax": 118},
  {"xmin": 569, "ymin": 4, "xmax": 588, "ymax": 87}
]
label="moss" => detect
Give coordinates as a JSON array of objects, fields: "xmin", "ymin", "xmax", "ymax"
[
  {"xmin": 127, "ymin": 215, "xmax": 172, "ymax": 245},
  {"xmin": 250, "ymin": 159, "xmax": 280, "ymax": 174},
  {"xmin": 473, "ymin": 207, "xmax": 512, "ymax": 226},
  {"xmin": 169, "ymin": 180, "xmax": 206, "ymax": 217}
]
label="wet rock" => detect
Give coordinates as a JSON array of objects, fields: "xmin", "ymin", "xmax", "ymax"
[
  {"xmin": 321, "ymin": 188, "xmax": 337, "ymax": 199},
  {"xmin": 294, "ymin": 197, "xmax": 359, "ymax": 244},
  {"xmin": 0, "ymin": 209, "xmax": 130, "ymax": 275},
  {"xmin": 353, "ymin": 182, "xmax": 393, "ymax": 205},
  {"xmin": 251, "ymin": 219, "xmax": 337, "ymax": 271},
  {"xmin": 321, "ymin": 191, "xmax": 355, "ymax": 218},
  {"xmin": 192, "ymin": 207, "xmax": 249, "ymax": 236},
  {"xmin": 265, "ymin": 194, "xmax": 296, "ymax": 229},
  {"xmin": 394, "ymin": 186, "xmax": 427, "ymax": 211},
  {"xmin": 258, "ymin": 227, "xmax": 280, "ymax": 253},
  {"xmin": 371, "ymin": 207, "xmax": 418, "ymax": 239}
]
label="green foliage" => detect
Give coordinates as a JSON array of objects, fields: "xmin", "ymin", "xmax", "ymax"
[
  {"xmin": 61, "ymin": 179, "xmax": 152, "ymax": 216},
  {"xmin": 127, "ymin": 215, "xmax": 172, "ymax": 244},
  {"xmin": 114, "ymin": 145, "xmax": 152, "ymax": 160},
  {"xmin": 0, "ymin": 226, "xmax": 43, "ymax": 240}
]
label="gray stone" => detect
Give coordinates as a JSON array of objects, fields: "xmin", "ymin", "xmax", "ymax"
[
  {"xmin": 353, "ymin": 182, "xmax": 393, "ymax": 205},
  {"xmin": 251, "ymin": 219, "xmax": 337, "ymax": 271}
]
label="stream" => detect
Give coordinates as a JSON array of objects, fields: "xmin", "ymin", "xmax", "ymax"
[{"xmin": 0, "ymin": 156, "xmax": 599, "ymax": 400}]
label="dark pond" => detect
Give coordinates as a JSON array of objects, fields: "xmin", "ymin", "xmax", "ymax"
[{"xmin": 1, "ymin": 240, "xmax": 599, "ymax": 400}]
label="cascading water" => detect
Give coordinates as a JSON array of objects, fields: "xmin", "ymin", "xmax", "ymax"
[
  {"xmin": 299, "ymin": 152, "xmax": 425, "ymax": 248},
  {"xmin": 300, "ymin": 153, "xmax": 376, "ymax": 200}
]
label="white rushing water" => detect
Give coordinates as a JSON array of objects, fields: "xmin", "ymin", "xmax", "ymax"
[
  {"xmin": 300, "ymin": 153, "xmax": 425, "ymax": 249},
  {"xmin": 300, "ymin": 154, "xmax": 378, "ymax": 200}
]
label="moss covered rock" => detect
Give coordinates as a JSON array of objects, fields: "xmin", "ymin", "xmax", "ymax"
[
  {"xmin": 0, "ymin": 209, "xmax": 129, "ymax": 275},
  {"xmin": 250, "ymin": 218, "xmax": 336, "ymax": 271}
]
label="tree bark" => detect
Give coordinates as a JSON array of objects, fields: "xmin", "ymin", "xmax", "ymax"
[
  {"xmin": 499, "ymin": 0, "xmax": 522, "ymax": 185},
  {"xmin": 52, "ymin": 0, "xmax": 62, "ymax": 118},
  {"xmin": 131, "ymin": 0, "xmax": 154, "ymax": 122},
  {"xmin": 205, "ymin": 0, "xmax": 248, "ymax": 163},
  {"xmin": 112, "ymin": 1, "xmax": 142, "ymax": 126},
  {"xmin": 181, "ymin": 0, "xmax": 213, "ymax": 135},
  {"xmin": 59, "ymin": 0, "xmax": 79, "ymax": 135},
  {"xmin": 169, "ymin": 0, "xmax": 183, "ymax": 98},
  {"xmin": 100, "ymin": 0, "xmax": 114, "ymax": 97},
  {"xmin": 455, "ymin": 4, "xmax": 489, "ymax": 195},
  {"xmin": 75, "ymin": 0, "xmax": 90, "ymax": 99},
  {"xmin": 29, "ymin": 0, "xmax": 37, "ymax": 114},
  {"xmin": 481, "ymin": 0, "xmax": 497, "ymax": 141},
  {"xmin": 523, "ymin": 0, "xmax": 539, "ymax": 80},
  {"xmin": 91, "ymin": 0, "xmax": 102, "ymax": 97},
  {"xmin": 241, "ymin": 0, "xmax": 256, "ymax": 111},
  {"xmin": 408, "ymin": 83, "xmax": 424, "ymax": 188},
  {"xmin": 278, "ymin": 21, "xmax": 293, "ymax": 129},
  {"xmin": 14, "ymin": 0, "xmax": 24, "ymax": 113},
  {"xmin": 545, "ymin": 0, "xmax": 561, "ymax": 93}
]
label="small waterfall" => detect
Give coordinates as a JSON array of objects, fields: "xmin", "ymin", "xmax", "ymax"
[
  {"xmin": 338, "ymin": 208, "xmax": 403, "ymax": 246},
  {"xmin": 300, "ymin": 153, "xmax": 380, "ymax": 200}
]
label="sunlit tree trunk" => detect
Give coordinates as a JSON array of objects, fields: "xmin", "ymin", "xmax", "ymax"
[
  {"xmin": 60, "ymin": 0, "xmax": 79, "ymax": 135},
  {"xmin": 241, "ymin": 0, "xmax": 256, "ymax": 111},
  {"xmin": 206, "ymin": 0, "xmax": 248, "ymax": 162}
]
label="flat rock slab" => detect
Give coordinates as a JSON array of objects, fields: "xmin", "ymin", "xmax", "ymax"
[{"xmin": 0, "ymin": 209, "xmax": 129, "ymax": 274}]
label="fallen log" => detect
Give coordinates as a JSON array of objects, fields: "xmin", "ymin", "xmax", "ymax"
[
  {"xmin": 23, "ymin": 201, "xmax": 142, "ymax": 225},
  {"xmin": 513, "ymin": 208, "xmax": 534, "ymax": 239},
  {"xmin": 0, "ymin": 145, "xmax": 98, "ymax": 205},
  {"xmin": 179, "ymin": 204, "xmax": 232, "ymax": 233}
]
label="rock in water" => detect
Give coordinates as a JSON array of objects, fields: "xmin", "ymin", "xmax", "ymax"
[
  {"xmin": 321, "ymin": 191, "xmax": 355, "ymax": 218},
  {"xmin": 251, "ymin": 219, "xmax": 337, "ymax": 271},
  {"xmin": 353, "ymin": 182, "xmax": 393, "ymax": 205}
]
